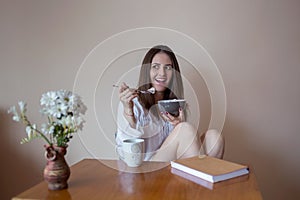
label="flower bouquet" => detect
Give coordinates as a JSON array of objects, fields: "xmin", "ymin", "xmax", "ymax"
[
  {"xmin": 8, "ymin": 90, "xmax": 87, "ymax": 190},
  {"xmin": 8, "ymin": 90, "xmax": 87, "ymax": 147}
]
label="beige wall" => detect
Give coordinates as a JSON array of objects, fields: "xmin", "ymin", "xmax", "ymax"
[{"xmin": 1, "ymin": 0, "xmax": 300, "ymax": 199}]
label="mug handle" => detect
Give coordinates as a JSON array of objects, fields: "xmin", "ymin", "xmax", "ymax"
[{"xmin": 116, "ymin": 145, "xmax": 125, "ymax": 161}]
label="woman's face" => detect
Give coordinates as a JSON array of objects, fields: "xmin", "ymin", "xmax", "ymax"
[{"xmin": 150, "ymin": 52, "xmax": 173, "ymax": 92}]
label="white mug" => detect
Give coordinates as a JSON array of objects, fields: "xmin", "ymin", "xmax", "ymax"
[{"xmin": 117, "ymin": 138, "xmax": 145, "ymax": 167}]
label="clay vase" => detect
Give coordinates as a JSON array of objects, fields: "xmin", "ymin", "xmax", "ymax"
[{"xmin": 43, "ymin": 145, "xmax": 70, "ymax": 190}]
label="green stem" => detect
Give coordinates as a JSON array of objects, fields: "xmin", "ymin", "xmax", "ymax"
[
  {"xmin": 34, "ymin": 127, "xmax": 52, "ymax": 146},
  {"xmin": 24, "ymin": 116, "xmax": 52, "ymax": 146}
]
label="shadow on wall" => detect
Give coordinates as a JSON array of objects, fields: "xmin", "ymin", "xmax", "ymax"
[
  {"xmin": 223, "ymin": 118, "xmax": 300, "ymax": 200},
  {"xmin": 0, "ymin": 109, "xmax": 44, "ymax": 199}
]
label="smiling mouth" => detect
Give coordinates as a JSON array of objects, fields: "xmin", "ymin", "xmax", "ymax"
[{"xmin": 155, "ymin": 78, "xmax": 167, "ymax": 84}]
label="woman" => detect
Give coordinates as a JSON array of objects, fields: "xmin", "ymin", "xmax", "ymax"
[{"xmin": 116, "ymin": 45, "xmax": 224, "ymax": 161}]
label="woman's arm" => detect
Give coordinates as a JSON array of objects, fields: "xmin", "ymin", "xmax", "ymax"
[
  {"xmin": 116, "ymin": 102, "xmax": 143, "ymax": 139},
  {"xmin": 123, "ymin": 107, "xmax": 136, "ymax": 128},
  {"xmin": 118, "ymin": 82, "xmax": 138, "ymax": 128}
]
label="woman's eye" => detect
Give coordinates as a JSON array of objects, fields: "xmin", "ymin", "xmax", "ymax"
[
  {"xmin": 151, "ymin": 64, "xmax": 173, "ymax": 70},
  {"xmin": 164, "ymin": 65, "xmax": 173, "ymax": 70},
  {"xmin": 152, "ymin": 64, "xmax": 160, "ymax": 69}
]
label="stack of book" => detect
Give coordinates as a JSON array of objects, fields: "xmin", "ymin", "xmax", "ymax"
[{"xmin": 170, "ymin": 155, "xmax": 249, "ymax": 189}]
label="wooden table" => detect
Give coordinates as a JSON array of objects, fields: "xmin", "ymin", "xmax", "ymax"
[{"xmin": 13, "ymin": 159, "xmax": 262, "ymax": 200}]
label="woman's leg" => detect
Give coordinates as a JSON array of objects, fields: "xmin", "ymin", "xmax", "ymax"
[
  {"xmin": 150, "ymin": 122, "xmax": 200, "ymax": 161},
  {"xmin": 200, "ymin": 129, "xmax": 225, "ymax": 159}
]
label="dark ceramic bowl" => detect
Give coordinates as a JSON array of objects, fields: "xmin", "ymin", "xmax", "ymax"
[{"xmin": 158, "ymin": 99, "xmax": 186, "ymax": 117}]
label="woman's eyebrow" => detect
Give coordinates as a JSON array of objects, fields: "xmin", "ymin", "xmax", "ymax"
[
  {"xmin": 151, "ymin": 63, "xmax": 160, "ymax": 65},
  {"xmin": 151, "ymin": 63, "xmax": 173, "ymax": 66}
]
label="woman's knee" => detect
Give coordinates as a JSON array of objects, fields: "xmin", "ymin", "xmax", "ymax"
[
  {"xmin": 172, "ymin": 122, "xmax": 199, "ymax": 158},
  {"xmin": 173, "ymin": 122, "xmax": 197, "ymax": 136},
  {"xmin": 203, "ymin": 129, "xmax": 225, "ymax": 159},
  {"xmin": 164, "ymin": 122, "xmax": 197, "ymax": 147}
]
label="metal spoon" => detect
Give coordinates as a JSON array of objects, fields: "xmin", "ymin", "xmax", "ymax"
[{"xmin": 113, "ymin": 85, "xmax": 155, "ymax": 94}]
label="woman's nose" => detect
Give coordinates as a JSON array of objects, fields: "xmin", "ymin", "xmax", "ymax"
[{"xmin": 158, "ymin": 66, "xmax": 166, "ymax": 76}]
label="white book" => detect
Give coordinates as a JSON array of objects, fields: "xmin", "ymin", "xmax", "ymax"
[{"xmin": 170, "ymin": 156, "xmax": 249, "ymax": 183}]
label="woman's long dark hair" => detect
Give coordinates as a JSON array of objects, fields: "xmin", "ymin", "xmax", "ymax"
[{"xmin": 137, "ymin": 45, "xmax": 184, "ymax": 112}]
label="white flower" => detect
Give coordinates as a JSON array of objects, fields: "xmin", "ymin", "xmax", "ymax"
[
  {"xmin": 57, "ymin": 90, "xmax": 72, "ymax": 104},
  {"xmin": 68, "ymin": 94, "xmax": 78, "ymax": 106},
  {"xmin": 40, "ymin": 91, "xmax": 57, "ymax": 107},
  {"xmin": 26, "ymin": 126, "xmax": 32, "ymax": 137},
  {"xmin": 74, "ymin": 116, "xmax": 85, "ymax": 131},
  {"xmin": 41, "ymin": 123, "xmax": 54, "ymax": 134},
  {"xmin": 8, "ymin": 106, "xmax": 20, "ymax": 122},
  {"xmin": 78, "ymin": 102, "xmax": 87, "ymax": 115},
  {"xmin": 18, "ymin": 101, "xmax": 27, "ymax": 113},
  {"xmin": 26, "ymin": 124, "xmax": 37, "ymax": 139},
  {"xmin": 46, "ymin": 104, "xmax": 63, "ymax": 118},
  {"xmin": 13, "ymin": 115, "xmax": 21, "ymax": 122},
  {"xmin": 58, "ymin": 102, "xmax": 69, "ymax": 116},
  {"xmin": 68, "ymin": 94, "xmax": 87, "ymax": 115},
  {"xmin": 60, "ymin": 115, "xmax": 73, "ymax": 128}
]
